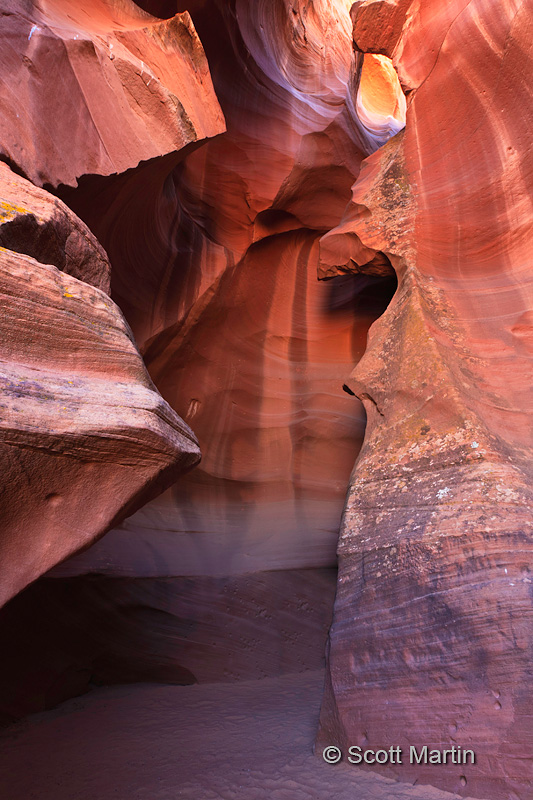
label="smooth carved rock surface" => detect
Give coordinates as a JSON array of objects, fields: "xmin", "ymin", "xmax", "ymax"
[
  {"xmin": 0, "ymin": 167, "xmax": 200, "ymax": 607},
  {"xmin": 0, "ymin": 0, "xmax": 224, "ymax": 187},
  {"xmin": 0, "ymin": 1, "xmax": 529, "ymax": 796},
  {"xmin": 52, "ymin": 0, "xmax": 399, "ymax": 580},
  {"xmin": 318, "ymin": 52, "xmax": 405, "ymax": 278},
  {"xmin": 319, "ymin": 2, "xmax": 533, "ymax": 799}
]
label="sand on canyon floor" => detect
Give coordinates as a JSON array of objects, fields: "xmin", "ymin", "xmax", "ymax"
[{"xmin": 0, "ymin": 671, "xmax": 482, "ymax": 800}]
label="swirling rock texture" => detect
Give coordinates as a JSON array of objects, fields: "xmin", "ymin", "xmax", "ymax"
[
  {"xmin": 0, "ymin": 1, "xmax": 531, "ymax": 799},
  {"xmin": 0, "ymin": 0, "xmax": 391, "ymax": 716},
  {"xmin": 51, "ymin": 0, "xmax": 390, "ymax": 581},
  {"xmin": 0, "ymin": 161, "xmax": 200, "ymax": 609},
  {"xmin": 4, "ymin": 0, "xmax": 394, "ymax": 719},
  {"xmin": 318, "ymin": 2, "xmax": 533, "ymax": 799},
  {"xmin": 0, "ymin": 0, "xmax": 223, "ymax": 607}
]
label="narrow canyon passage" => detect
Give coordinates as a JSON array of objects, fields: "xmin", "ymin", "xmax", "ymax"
[
  {"xmin": 0, "ymin": 1, "xmax": 531, "ymax": 799},
  {"xmin": 0, "ymin": 0, "xmax": 405, "ymax": 696},
  {"xmin": 0, "ymin": 0, "xmax": 401, "ymax": 757}
]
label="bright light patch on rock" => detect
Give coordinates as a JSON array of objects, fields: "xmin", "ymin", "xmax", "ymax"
[{"xmin": 357, "ymin": 54, "xmax": 406, "ymax": 147}]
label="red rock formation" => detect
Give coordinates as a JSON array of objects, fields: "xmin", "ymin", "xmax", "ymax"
[
  {"xmin": 1, "ymin": 2, "xmax": 530, "ymax": 797},
  {"xmin": 0, "ymin": 0, "xmax": 224, "ymax": 187},
  {"xmin": 0, "ymin": 164, "xmax": 110, "ymax": 292},
  {"xmin": 51, "ymin": 0, "xmax": 387, "ymax": 581},
  {"xmin": 0, "ymin": 163, "xmax": 200, "ymax": 607},
  {"xmin": 318, "ymin": 50, "xmax": 406, "ymax": 277},
  {"xmin": 0, "ymin": 0, "xmax": 380, "ymax": 720},
  {"xmin": 318, "ymin": 3, "xmax": 533, "ymax": 799},
  {"xmin": 0, "ymin": 0, "xmax": 223, "ymax": 605}
]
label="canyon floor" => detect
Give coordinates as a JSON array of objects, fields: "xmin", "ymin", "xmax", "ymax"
[{"xmin": 0, "ymin": 671, "xmax": 483, "ymax": 800}]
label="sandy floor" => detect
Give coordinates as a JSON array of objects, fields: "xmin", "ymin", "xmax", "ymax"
[{"xmin": 0, "ymin": 671, "xmax": 481, "ymax": 800}]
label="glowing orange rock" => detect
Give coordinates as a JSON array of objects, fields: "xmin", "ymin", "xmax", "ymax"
[{"xmin": 319, "ymin": 2, "xmax": 533, "ymax": 798}]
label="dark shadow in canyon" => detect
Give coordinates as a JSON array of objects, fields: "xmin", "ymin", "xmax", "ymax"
[
  {"xmin": 324, "ymin": 272, "xmax": 398, "ymax": 364},
  {"xmin": 0, "ymin": 265, "xmax": 399, "ymax": 725},
  {"xmin": 0, "ymin": 0, "xmax": 403, "ymax": 729},
  {"xmin": 0, "ymin": 569, "xmax": 338, "ymax": 725},
  {"xmin": 134, "ymin": 0, "xmax": 178, "ymax": 17}
]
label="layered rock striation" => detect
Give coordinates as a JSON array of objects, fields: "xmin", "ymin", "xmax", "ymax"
[
  {"xmin": 0, "ymin": 1, "xmax": 531, "ymax": 798},
  {"xmin": 51, "ymin": 0, "xmax": 395, "ymax": 580},
  {"xmin": 0, "ymin": 0, "xmax": 382, "ymax": 712},
  {"xmin": 318, "ymin": 2, "xmax": 533, "ymax": 799},
  {"xmin": 0, "ymin": 163, "xmax": 201, "ymax": 607},
  {"xmin": 0, "ymin": 0, "xmax": 224, "ymax": 187},
  {"xmin": 0, "ymin": 0, "xmax": 404, "ymax": 722},
  {"xmin": 0, "ymin": 164, "xmax": 110, "ymax": 292},
  {"xmin": 0, "ymin": 0, "xmax": 224, "ymax": 604},
  {"xmin": 0, "ymin": 568, "xmax": 336, "ymax": 721}
]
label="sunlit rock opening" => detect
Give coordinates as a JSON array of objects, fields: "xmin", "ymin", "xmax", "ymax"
[{"xmin": 357, "ymin": 53, "xmax": 406, "ymax": 145}]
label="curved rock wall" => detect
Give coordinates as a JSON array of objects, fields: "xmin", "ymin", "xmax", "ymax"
[
  {"xmin": 0, "ymin": 0, "xmax": 223, "ymax": 603},
  {"xmin": 51, "ymin": 0, "xmax": 393, "ymax": 580},
  {"xmin": 0, "ymin": 164, "xmax": 200, "ymax": 607},
  {"xmin": 318, "ymin": 2, "xmax": 533, "ymax": 799},
  {"xmin": 0, "ymin": 0, "xmax": 402, "ymax": 723},
  {"xmin": 0, "ymin": 0, "xmax": 396, "ymax": 718},
  {"xmin": 0, "ymin": 2, "xmax": 530, "ymax": 797}
]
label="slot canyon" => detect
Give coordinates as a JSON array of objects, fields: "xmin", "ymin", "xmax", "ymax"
[{"xmin": 0, "ymin": 1, "xmax": 531, "ymax": 799}]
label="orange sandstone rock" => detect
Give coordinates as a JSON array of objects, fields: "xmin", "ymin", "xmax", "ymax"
[
  {"xmin": 0, "ymin": 164, "xmax": 200, "ymax": 608},
  {"xmin": 0, "ymin": 0, "xmax": 225, "ymax": 187},
  {"xmin": 0, "ymin": 163, "xmax": 110, "ymax": 292},
  {"xmin": 319, "ymin": 3, "xmax": 533, "ymax": 799},
  {"xmin": 52, "ymin": 0, "xmax": 388, "ymax": 580}
]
